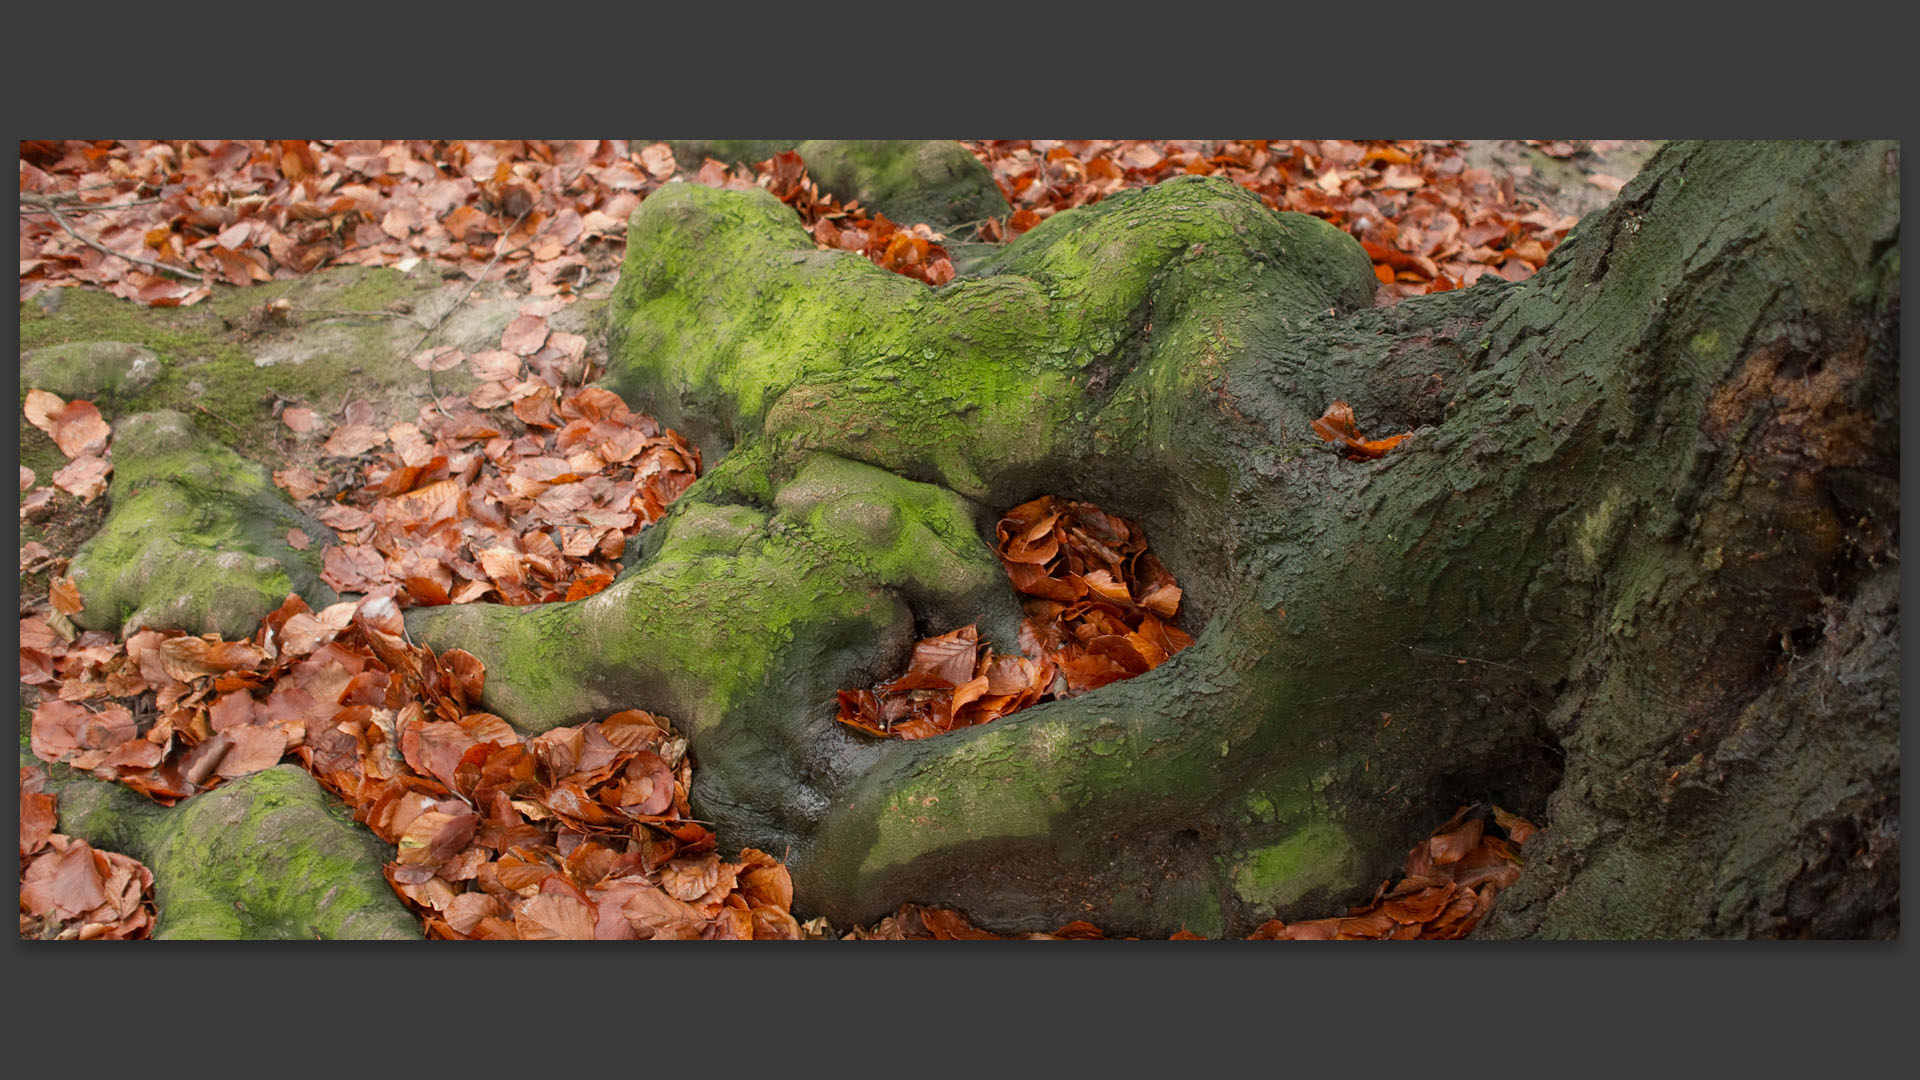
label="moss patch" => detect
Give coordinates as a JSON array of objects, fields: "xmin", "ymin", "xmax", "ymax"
[
  {"xmin": 1229, "ymin": 823, "xmax": 1360, "ymax": 913},
  {"xmin": 35, "ymin": 763, "xmax": 418, "ymax": 939},
  {"xmin": 65, "ymin": 410, "xmax": 335, "ymax": 638},
  {"xmin": 19, "ymin": 265, "xmax": 486, "ymax": 475}
]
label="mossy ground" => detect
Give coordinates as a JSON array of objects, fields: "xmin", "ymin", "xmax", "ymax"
[{"xmin": 21, "ymin": 265, "xmax": 610, "ymax": 478}]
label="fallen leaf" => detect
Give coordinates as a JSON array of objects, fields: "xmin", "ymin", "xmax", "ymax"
[
  {"xmin": 321, "ymin": 423, "xmax": 388, "ymax": 458},
  {"xmin": 1310, "ymin": 400, "xmax": 1410, "ymax": 461},
  {"xmin": 21, "ymin": 842, "xmax": 109, "ymax": 920},
  {"xmin": 25, "ymin": 389, "xmax": 66, "ymax": 438},
  {"xmin": 52, "ymin": 455, "xmax": 112, "ymax": 502},
  {"xmin": 500, "ymin": 314, "xmax": 549, "ymax": 357},
  {"xmin": 49, "ymin": 577, "xmax": 84, "ymax": 616}
]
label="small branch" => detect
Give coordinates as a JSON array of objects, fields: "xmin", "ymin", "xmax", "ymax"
[
  {"xmin": 193, "ymin": 402, "xmax": 244, "ymax": 435},
  {"xmin": 411, "ymin": 209, "xmax": 532, "ymax": 415},
  {"xmin": 1397, "ymin": 643, "xmax": 1534, "ymax": 676},
  {"xmin": 27, "ymin": 180, "xmax": 160, "ymax": 198},
  {"xmin": 21, "ymin": 197, "xmax": 167, "ymax": 215},
  {"xmin": 31, "ymin": 197, "xmax": 204, "ymax": 283},
  {"xmin": 296, "ymin": 307, "xmax": 429, "ymax": 329}
]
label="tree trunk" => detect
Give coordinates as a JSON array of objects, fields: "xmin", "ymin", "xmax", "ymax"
[{"xmin": 409, "ymin": 140, "xmax": 1900, "ymax": 938}]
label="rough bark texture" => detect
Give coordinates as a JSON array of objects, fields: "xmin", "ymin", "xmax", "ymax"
[
  {"xmin": 31, "ymin": 141, "xmax": 1891, "ymax": 938},
  {"xmin": 410, "ymin": 140, "xmax": 1900, "ymax": 938}
]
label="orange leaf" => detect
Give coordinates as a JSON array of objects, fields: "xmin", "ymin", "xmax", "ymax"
[{"xmin": 49, "ymin": 577, "xmax": 84, "ymax": 616}]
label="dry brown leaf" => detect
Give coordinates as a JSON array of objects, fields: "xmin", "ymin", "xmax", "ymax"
[
  {"xmin": 321, "ymin": 423, "xmax": 388, "ymax": 458},
  {"xmin": 273, "ymin": 467, "xmax": 329, "ymax": 500},
  {"xmin": 49, "ymin": 577, "xmax": 84, "ymax": 616},
  {"xmin": 25, "ymin": 389, "xmax": 67, "ymax": 437},
  {"xmin": 50, "ymin": 400, "xmax": 113, "ymax": 459},
  {"xmin": 21, "ymin": 842, "xmax": 110, "ymax": 920},
  {"xmin": 500, "ymin": 314, "xmax": 549, "ymax": 357},
  {"xmin": 52, "ymin": 455, "xmax": 112, "ymax": 502}
]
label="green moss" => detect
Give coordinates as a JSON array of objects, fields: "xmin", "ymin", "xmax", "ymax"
[
  {"xmin": 20, "ymin": 266, "xmax": 468, "ymax": 467},
  {"xmin": 1688, "ymin": 328, "xmax": 1722, "ymax": 359},
  {"xmin": 19, "ymin": 341, "xmax": 162, "ymax": 406},
  {"xmin": 147, "ymin": 766, "xmax": 419, "ymax": 939},
  {"xmin": 791, "ymin": 139, "xmax": 1010, "ymax": 230},
  {"xmin": 609, "ymin": 177, "xmax": 1374, "ymax": 503},
  {"xmin": 657, "ymin": 140, "xmax": 1010, "ymax": 231},
  {"xmin": 36, "ymin": 764, "xmax": 418, "ymax": 939},
  {"xmin": 855, "ymin": 718, "xmax": 1066, "ymax": 880},
  {"xmin": 65, "ymin": 410, "xmax": 334, "ymax": 637},
  {"xmin": 409, "ymin": 496, "xmax": 908, "ymax": 737},
  {"xmin": 660, "ymin": 140, "xmax": 802, "ymax": 173},
  {"xmin": 1229, "ymin": 824, "xmax": 1359, "ymax": 912},
  {"xmin": 773, "ymin": 453, "xmax": 1021, "ymax": 642}
]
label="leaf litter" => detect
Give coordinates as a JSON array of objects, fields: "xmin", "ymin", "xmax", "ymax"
[
  {"xmin": 19, "ymin": 767, "xmax": 157, "ymax": 940},
  {"xmin": 24, "ymin": 140, "xmax": 1597, "ymax": 308},
  {"xmin": 19, "ymin": 587, "xmax": 804, "ymax": 940},
  {"xmin": 19, "ymin": 138, "xmax": 1573, "ymax": 939},
  {"xmin": 836, "ymin": 495, "xmax": 1195, "ymax": 740},
  {"xmin": 960, "ymin": 139, "xmax": 1594, "ymax": 301},
  {"xmin": 269, "ymin": 306, "xmax": 698, "ymax": 607}
]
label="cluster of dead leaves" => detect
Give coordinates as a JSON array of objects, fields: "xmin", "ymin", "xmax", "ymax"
[
  {"xmin": 271, "ymin": 301, "xmax": 698, "ymax": 607},
  {"xmin": 850, "ymin": 804, "xmax": 1537, "ymax": 940},
  {"xmin": 23, "ymin": 140, "xmax": 1604, "ymax": 312},
  {"xmin": 996, "ymin": 495, "xmax": 1194, "ymax": 692},
  {"xmin": 21, "ymin": 389, "xmax": 114, "ymax": 511},
  {"xmin": 686, "ymin": 150, "xmax": 958, "ymax": 286},
  {"xmin": 20, "ymin": 586, "xmax": 805, "ymax": 940},
  {"xmin": 835, "ymin": 624, "xmax": 1056, "ymax": 741},
  {"xmin": 1311, "ymin": 399, "xmax": 1412, "ymax": 461},
  {"xmin": 837, "ymin": 496, "xmax": 1194, "ymax": 740},
  {"xmin": 18, "ymin": 140, "xmax": 965, "ymax": 308},
  {"xmin": 1246, "ymin": 804, "xmax": 1536, "ymax": 939},
  {"xmin": 19, "ymin": 767, "xmax": 156, "ymax": 940},
  {"xmin": 959, "ymin": 140, "xmax": 1586, "ymax": 301},
  {"xmin": 20, "ymin": 140, "xmax": 671, "ymax": 306}
]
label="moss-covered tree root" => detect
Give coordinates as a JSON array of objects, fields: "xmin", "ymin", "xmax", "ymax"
[
  {"xmin": 39, "ymin": 764, "xmax": 420, "ymax": 940},
  {"xmin": 656, "ymin": 139, "xmax": 1009, "ymax": 231},
  {"xmin": 402, "ymin": 141, "xmax": 1894, "ymax": 938},
  {"xmin": 66, "ymin": 410, "xmax": 336, "ymax": 639}
]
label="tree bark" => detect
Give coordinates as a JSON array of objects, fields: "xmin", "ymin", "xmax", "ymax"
[{"xmin": 410, "ymin": 140, "xmax": 1900, "ymax": 938}]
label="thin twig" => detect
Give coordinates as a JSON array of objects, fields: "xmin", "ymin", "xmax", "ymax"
[
  {"xmin": 410, "ymin": 209, "xmax": 532, "ymax": 416},
  {"xmin": 296, "ymin": 307, "xmax": 430, "ymax": 329},
  {"xmin": 193, "ymin": 403, "xmax": 245, "ymax": 435},
  {"xmin": 20, "ymin": 197, "xmax": 167, "ymax": 215},
  {"xmin": 26, "ymin": 180, "xmax": 159, "ymax": 198},
  {"xmin": 31, "ymin": 197, "xmax": 205, "ymax": 283},
  {"xmin": 1398, "ymin": 642, "xmax": 1533, "ymax": 676}
]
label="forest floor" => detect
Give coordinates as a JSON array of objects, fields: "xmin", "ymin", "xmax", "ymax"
[{"xmin": 19, "ymin": 139, "xmax": 1650, "ymax": 940}]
